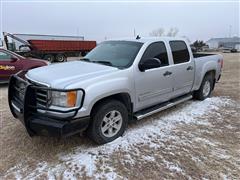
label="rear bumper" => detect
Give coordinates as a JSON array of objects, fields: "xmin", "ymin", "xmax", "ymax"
[
  {"xmin": 217, "ymin": 74, "xmax": 221, "ymax": 81},
  {"xmin": 8, "ymin": 73, "xmax": 89, "ymax": 137}
]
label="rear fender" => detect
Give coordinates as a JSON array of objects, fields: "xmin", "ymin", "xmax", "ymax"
[{"xmin": 194, "ymin": 61, "xmax": 217, "ymax": 90}]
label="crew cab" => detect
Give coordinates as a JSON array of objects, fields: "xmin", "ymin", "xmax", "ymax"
[
  {"xmin": 0, "ymin": 48, "xmax": 48, "ymax": 83},
  {"xmin": 8, "ymin": 37, "xmax": 223, "ymax": 144}
]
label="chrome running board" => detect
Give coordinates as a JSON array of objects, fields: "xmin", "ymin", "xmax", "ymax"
[{"xmin": 134, "ymin": 94, "xmax": 193, "ymax": 120}]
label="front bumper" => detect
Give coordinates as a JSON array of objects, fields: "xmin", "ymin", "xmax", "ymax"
[{"xmin": 8, "ymin": 72, "xmax": 89, "ymax": 137}]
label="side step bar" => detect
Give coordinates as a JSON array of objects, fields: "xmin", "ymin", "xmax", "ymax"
[{"xmin": 134, "ymin": 94, "xmax": 193, "ymax": 120}]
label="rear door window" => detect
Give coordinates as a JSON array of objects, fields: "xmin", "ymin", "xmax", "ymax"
[
  {"xmin": 141, "ymin": 42, "xmax": 169, "ymax": 66},
  {"xmin": 169, "ymin": 41, "xmax": 190, "ymax": 64}
]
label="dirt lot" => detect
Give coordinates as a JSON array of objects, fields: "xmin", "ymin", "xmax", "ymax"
[{"xmin": 0, "ymin": 53, "xmax": 240, "ymax": 179}]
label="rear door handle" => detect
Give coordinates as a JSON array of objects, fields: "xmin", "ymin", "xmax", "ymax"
[
  {"xmin": 163, "ymin": 71, "xmax": 172, "ymax": 76},
  {"xmin": 187, "ymin": 66, "xmax": 193, "ymax": 71}
]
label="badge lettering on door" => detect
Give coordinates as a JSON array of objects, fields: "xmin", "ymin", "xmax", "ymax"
[{"xmin": 0, "ymin": 65, "xmax": 15, "ymax": 70}]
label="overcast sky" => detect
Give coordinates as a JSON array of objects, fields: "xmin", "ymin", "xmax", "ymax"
[{"xmin": 0, "ymin": 1, "xmax": 239, "ymax": 42}]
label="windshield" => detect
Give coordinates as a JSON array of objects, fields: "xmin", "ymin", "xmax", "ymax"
[{"xmin": 84, "ymin": 41, "xmax": 143, "ymax": 68}]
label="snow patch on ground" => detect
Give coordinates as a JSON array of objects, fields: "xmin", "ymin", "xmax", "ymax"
[
  {"xmin": 163, "ymin": 160, "xmax": 183, "ymax": 173},
  {"xmin": 142, "ymin": 155, "xmax": 155, "ymax": 162},
  {"xmin": 4, "ymin": 97, "xmax": 233, "ymax": 179}
]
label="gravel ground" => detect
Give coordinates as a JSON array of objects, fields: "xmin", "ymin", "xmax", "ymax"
[{"xmin": 0, "ymin": 52, "xmax": 239, "ymax": 179}]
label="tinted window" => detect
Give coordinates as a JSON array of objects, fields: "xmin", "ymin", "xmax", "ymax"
[
  {"xmin": 85, "ymin": 41, "xmax": 143, "ymax": 68},
  {"xmin": 170, "ymin": 41, "xmax": 190, "ymax": 64},
  {"xmin": 0, "ymin": 51, "xmax": 12, "ymax": 60},
  {"xmin": 141, "ymin": 42, "xmax": 169, "ymax": 66}
]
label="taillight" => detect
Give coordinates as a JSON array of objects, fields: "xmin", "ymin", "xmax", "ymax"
[{"xmin": 218, "ymin": 59, "xmax": 223, "ymax": 69}]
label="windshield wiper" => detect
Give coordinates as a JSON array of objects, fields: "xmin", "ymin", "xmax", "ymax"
[
  {"xmin": 92, "ymin": 61, "xmax": 113, "ymax": 66},
  {"xmin": 81, "ymin": 58, "xmax": 113, "ymax": 67},
  {"xmin": 80, "ymin": 58, "xmax": 91, "ymax": 62}
]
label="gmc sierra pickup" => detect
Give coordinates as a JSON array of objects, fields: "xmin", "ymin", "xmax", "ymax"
[{"xmin": 8, "ymin": 37, "xmax": 223, "ymax": 144}]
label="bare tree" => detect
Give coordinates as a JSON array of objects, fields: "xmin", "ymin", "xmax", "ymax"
[
  {"xmin": 149, "ymin": 28, "xmax": 165, "ymax": 37},
  {"xmin": 167, "ymin": 27, "xmax": 179, "ymax": 37},
  {"xmin": 149, "ymin": 27, "xmax": 179, "ymax": 37}
]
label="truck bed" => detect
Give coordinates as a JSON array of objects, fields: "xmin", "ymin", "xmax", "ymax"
[
  {"xmin": 192, "ymin": 53, "xmax": 223, "ymax": 92},
  {"xmin": 193, "ymin": 53, "xmax": 216, "ymax": 58}
]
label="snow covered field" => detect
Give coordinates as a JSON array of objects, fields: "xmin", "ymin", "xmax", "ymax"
[{"xmin": 3, "ymin": 97, "xmax": 239, "ymax": 179}]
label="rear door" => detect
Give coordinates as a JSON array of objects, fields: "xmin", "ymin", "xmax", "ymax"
[
  {"xmin": 134, "ymin": 41, "xmax": 174, "ymax": 111},
  {"xmin": 0, "ymin": 50, "xmax": 22, "ymax": 82},
  {"xmin": 169, "ymin": 41, "xmax": 195, "ymax": 97}
]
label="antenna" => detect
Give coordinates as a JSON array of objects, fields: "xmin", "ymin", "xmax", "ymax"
[{"xmin": 136, "ymin": 35, "xmax": 141, "ymax": 40}]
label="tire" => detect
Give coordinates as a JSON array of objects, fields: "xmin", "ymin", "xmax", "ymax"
[
  {"xmin": 231, "ymin": 49, "xmax": 237, "ymax": 53},
  {"xmin": 194, "ymin": 74, "xmax": 213, "ymax": 100},
  {"xmin": 81, "ymin": 51, "xmax": 86, "ymax": 57},
  {"xmin": 87, "ymin": 100, "xmax": 128, "ymax": 144},
  {"xmin": 55, "ymin": 54, "xmax": 67, "ymax": 62},
  {"xmin": 43, "ymin": 54, "xmax": 55, "ymax": 62}
]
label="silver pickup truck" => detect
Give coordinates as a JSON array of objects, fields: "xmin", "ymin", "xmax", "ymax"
[{"xmin": 8, "ymin": 37, "xmax": 223, "ymax": 144}]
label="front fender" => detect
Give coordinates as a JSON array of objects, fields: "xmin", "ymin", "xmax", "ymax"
[{"xmin": 75, "ymin": 77, "xmax": 133, "ymax": 117}]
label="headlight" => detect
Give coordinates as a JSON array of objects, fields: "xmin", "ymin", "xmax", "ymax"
[{"xmin": 51, "ymin": 90, "xmax": 83, "ymax": 108}]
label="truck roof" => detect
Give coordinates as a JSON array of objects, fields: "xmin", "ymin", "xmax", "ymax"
[{"xmin": 109, "ymin": 36, "xmax": 188, "ymax": 43}]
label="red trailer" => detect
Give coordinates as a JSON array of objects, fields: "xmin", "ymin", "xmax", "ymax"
[
  {"xmin": 28, "ymin": 39, "xmax": 96, "ymax": 62},
  {"xmin": 3, "ymin": 32, "xmax": 97, "ymax": 62}
]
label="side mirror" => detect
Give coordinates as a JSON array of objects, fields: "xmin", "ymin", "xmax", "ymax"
[
  {"xmin": 19, "ymin": 45, "xmax": 31, "ymax": 52},
  {"xmin": 139, "ymin": 58, "xmax": 161, "ymax": 72},
  {"xmin": 11, "ymin": 57, "xmax": 18, "ymax": 62}
]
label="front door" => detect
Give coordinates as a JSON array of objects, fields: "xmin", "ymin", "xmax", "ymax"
[{"xmin": 134, "ymin": 42, "xmax": 174, "ymax": 111}]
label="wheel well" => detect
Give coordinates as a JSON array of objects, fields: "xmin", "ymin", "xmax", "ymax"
[
  {"xmin": 205, "ymin": 70, "xmax": 215, "ymax": 78},
  {"xmin": 90, "ymin": 93, "xmax": 132, "ymax": 117}
]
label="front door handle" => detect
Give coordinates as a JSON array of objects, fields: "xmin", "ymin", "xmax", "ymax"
[
  {"xmin": 187, "ymin": 66, "xmax": 193, "ymax": 71},
  {"xmin": 163, "ymin": 71, "xmax": 172, "ymax": 76}
]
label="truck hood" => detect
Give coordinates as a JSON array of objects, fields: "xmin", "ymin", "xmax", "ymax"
[{"xmin": 26, "ymin": 61, "xmax": 119, "ymax": 88}]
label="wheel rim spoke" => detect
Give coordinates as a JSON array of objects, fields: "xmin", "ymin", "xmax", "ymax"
[
  {"xmin": 112, "ymin": 122, "xmax": 120, "ymax": 129},
  {"xmin": 203, "ymin": 80, "xmax": 210, "ymax": 97},
  {"xmin": 113, "ymin": 115, "xmax": 121, "ymax": 123},
  {"xmin": 101, "ymin": 110, "xmax": 123, "ymax": 138},
  {"xmin": 103, "ymin": 116, "xmax": 109, "ymax": 123},
  {"xmin": 102, "ymin": 123, "xmax": 110, "ymax": 133},
  {"xmin": 108, "ymin": 127, "xmax": 113, "ymax": 135},
  {"xmin": 109, "ymin": 111, "xmax": 116, "ymax": 118}
]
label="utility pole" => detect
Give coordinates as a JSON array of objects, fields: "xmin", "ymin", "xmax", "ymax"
[
  {"xmin": 134, "ymin": 28, "xmax": 136, "ymax": 37},
  {"xmin": 229, "ymin": 25, "xmax": 232, "ymax": 38}
]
